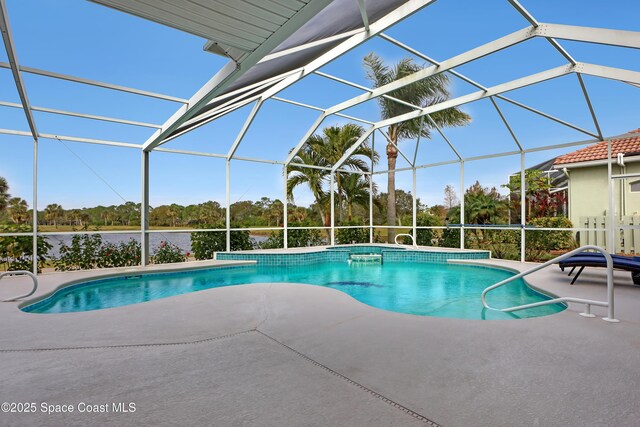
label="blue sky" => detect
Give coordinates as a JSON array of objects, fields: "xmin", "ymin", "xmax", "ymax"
[{"xmin": 1, "ymin": 0, "xmax": 638, "ymax": 210}]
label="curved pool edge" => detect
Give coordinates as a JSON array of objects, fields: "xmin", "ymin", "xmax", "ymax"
[
  {"xmin": 17, "ymin": 260, "xmax": 256, "ymax": 311},
  {"xmin": 19, "ymin": 245, "xmax": 491, "ymax": 313},
  {"xmin": 446, "ymin": 259, "xmax": 566, "ymax": 309},
  {"xmin": 20, "ymin": 264, "xmax": 564, "ymax": 321}
]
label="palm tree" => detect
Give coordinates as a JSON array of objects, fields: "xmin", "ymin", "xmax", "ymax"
[
  {"xmin": 341, "ymin": 173, "xmax": 377, "ymax": 221},
  {"xmin": 305, "ymin": 124, "xmax": 377, "ymax": 222},
  {"xmin": 166, "ymin": 204, "xmax": 181, "ymax": 227},
  {"xmin": 101, "ymin": 209, "xmax": 112, "ymax": 226},
  {"xmin": 287, "ymin": 124, "xmax": 379, "ymax": 228},
  {"xmin": 268, "ymin": 200, "xmax": 284, "ymax": 227},
  {"xmin": 0, "ymin": 177, "xmax": 9, "ymax": 212},
  {"xmin": 8, "ymin": 197, "xmax": 29, "ymax": 224},
  {"xmin": 363, "ymin": 53, "xmax": 471, "ymax": 242},
  {"xmin": 287, "ymin": 146, "xmax": 330, "ymax": 226},
  {"xmin": 44, "ymin": 204, "xmax": 63, "ymax": 228}
]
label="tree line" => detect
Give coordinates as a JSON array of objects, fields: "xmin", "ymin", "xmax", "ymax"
[{"xmin": 0, "ymin": 176, "xmax": 436, "ymax": 230}]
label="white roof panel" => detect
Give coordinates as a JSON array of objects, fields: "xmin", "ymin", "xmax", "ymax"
[{"xmin": 91, "ymin": 0, "xmax": 314, "ymax": 61}]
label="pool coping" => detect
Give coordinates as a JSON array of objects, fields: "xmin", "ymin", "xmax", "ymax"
[
  {"xmin": 18, "ymin": 245, "xmax": 557, "ymax": 317},
  {"xmin": 16, "ymin": 244, "xmax": 491, "ymax": 312},
  {"xmin": 15, "ymin": 259, "xmax": 256, "ymax": 310}
]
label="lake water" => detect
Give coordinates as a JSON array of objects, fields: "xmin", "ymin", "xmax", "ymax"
[{"xmin": 44, "ymin": 232, "xmax": 268, "ymax": 258}]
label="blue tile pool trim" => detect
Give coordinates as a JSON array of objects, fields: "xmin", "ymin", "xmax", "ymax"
[{"xmin": 216, "ymin": 246, "xmax": 490, "ymax": 266}]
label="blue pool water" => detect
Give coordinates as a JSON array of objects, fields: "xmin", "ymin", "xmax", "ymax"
[{"xmin": 24, "ymin": 262, "xmax": 565, "ymax": 319}]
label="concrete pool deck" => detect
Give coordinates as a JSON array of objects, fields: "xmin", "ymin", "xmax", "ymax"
[{"xmin": 1, "ymin": 251, "xmax": 639, "ymax": 426}]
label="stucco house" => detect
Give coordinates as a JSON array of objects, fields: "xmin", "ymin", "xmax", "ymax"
[{"xmin": 553, "ymin": 129, "xmax": 640, "ymax": 250}]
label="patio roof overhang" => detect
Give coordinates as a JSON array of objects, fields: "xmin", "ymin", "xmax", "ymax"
[{"xmin": 91, "ymin": 0, "xmax": 419, "ymax": 151}]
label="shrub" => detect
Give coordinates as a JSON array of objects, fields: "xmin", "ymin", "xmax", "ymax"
[
  {"xmin": 336, "ymin": 220, "xmax": 369, "ymax": 244},
  {"xmin": 190, "ymin": 224, "xmax": 254, "ymax": 260},
  {"xmin": 441, "ymin": 228, "xmax": 460, "ymax": 248},
  {"xmin": 54, "ymin": 233, "xmax": 104, "ymax": 271},
  {"xmin": 260, "ymin": 223, "xmax": 324, "ymax": 249},
  {"xmin": 98, "ymin": 239, "xmax": 141, "ymax": 268},
  {"xmin": 526, "ymin": 217, "xmax": 576, "ymax": 261},
  {"xmin": 483, "ymin": 229, "xmax": 520, "ymax": 260},
  {"xmin": 151, "ymin": 241, "xmax": 186, "ymax": 264},
  {"xmin": 54, "ymin": 234, "xmax": 142, "ymax": 271},
  {"xmin": 230, "ymin": 230, "xmax": 254, "ymax": 251},
  {"xmin": 416, "ymin": 212, "xmax": 442, "ymax": 246},
  {"xmin": 0, "ymin": 225, "xmax": 52, "ymax": 272}
]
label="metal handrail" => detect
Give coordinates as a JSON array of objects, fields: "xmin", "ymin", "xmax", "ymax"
[
  {"xmin": 394, "ymin": 233, "xmax": 417, "ymax": 247},
  {"xmin": 481, "ymin": 245, "xmax": 619, "ymax": 322},
  {"xmin": 1, "ymin": 270, "xmax": 38, "ymax": 302}
]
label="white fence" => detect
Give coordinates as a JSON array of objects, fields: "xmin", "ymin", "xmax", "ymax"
[{"xmin": 580, "ymin": 215, "xmax": 640, "ymax": 254}]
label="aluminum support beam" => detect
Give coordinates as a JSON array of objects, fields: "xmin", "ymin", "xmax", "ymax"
[
  {"xmin": 259, "ymin": 29, "xmax": 363, "ymax": 63},
  {"xmin": 0, "ymin": 100, "xmax": 161, "ymax": 128},
  {"xmin": 283, "ymin": 165, "xmax": 288, "ymax": 249},
  {"xmin": 357, "ymin": 0, "xmax": 369, "ymax": 31},
  {"xmin": 0, "ymin": 128, "xmax": 141, "ymax": 149},
  {"xmin": 375, "ymin": 132, "xmax": 631, "ymax": 175},
  {"xmin": 227, "ymin": 100, "xmax": 262, "ymax": 159},
  {"xmin": 412, "ymin": 116, "xmax": 424, "ymax": 165},
  {"xmin": 285, "ymin": 113, "xmax": 326, "ymax": 165},
  {"xmin": 459, "ymin": 161, "xmax": 465, "ymax": 249},
  {"xmin": 159, "ymin": 96, "xmax": 264, "ymax": 146},
  {"xmin": 271, "ymin": 96, "xmax": 374, "ymax": 124},
  {"xmin": 226, "ymin": 160, "xmax": 231, "ymax": 252},
  {"xmin": 540, "ymin": 23, "xmax": 640, "ymax": 49},
  {"xmin": 0, "ymin": 0, "xmax": 37, "ymax": 139},
  {"xmin": 141, "ymin": 150, "xmax": 150, "ymax": 266},
  {"xmin": 608, "ymin": 139, "xmax": 615, "ymax": 253},
  {"xmin": 174, "ymin": 0, "xmax": 440, "ymax": 162},
  {"xmin": 369, "ymin": 133, "xmax": 375, "ymax": 243},
  {"xmin": 229, "ymin": 0, "xmax": 441, "ymax": 163},
  {"xmin": 165, "ymin": 74, "xmax": 287, "ymax": 143},
  {"xmin": 331, "ymin": 127, "xmax": 375, "ymax": 173},
  {"xmin": 490, "ymin": 97, "xmax": 523, "ymax": 151},
  {"xmin": 376, "ymin": 64, "xmax": 575, "ymax": 129},
  {"xmin": 322, "ymin": 23, "xmax": 639, "ymax": 128},
  {"xmin": 576, "ymin": 73, "xmax": 603, "ymax": 140},
  {"xmin": 142, "ymin": 0, "xmax": 334, "ymax": 151},
  {"xmin": 578, "ymin": 63, "xmax": 640, "ymax": 86},
  {"xmin": 313, "ymin": 70, "xmax": 423, "ymax": 110},
  {"xmin": 32, "ymin": 139, "xmax": 38, "ymax": 274},
  {"xmin": 168, "ymin": 69, "xmax": 304, "ymax": 136},
  {"xmin": 155, "ymin": 147, "xmax": 226, "ymax": 159},
  {"xmin": 507, "ymin": 0, "xmax": 576, "ymax": 64},
  {"xmin": 325, "ymin": 26, "xmax": 538, "ymax": 118},
  {"xmin": 378, "ymin": 33, "xmax": 595, "ymax": 139},
  {"xmin": 412, "ymin": 168, "xmax": 417, "ymax": 243},
  {"xmin": 378, "ymin": 129, "xmax": 414, "ymax": 166},
  {"xmin": 330, "ymin": 173, "xmax": 335, "ymax": 245},
  {"xmin": 425, "ymin": 115, "xmax": 462, "ymax": 160},
  {"xmin": 254, "ymin": 0, "xmax": 440, "ymax": 104},
  {"xmin": 496, "ymin": 96, "xmax": 598, "ymax": 139},
  {"xmin": 520, "ymin": 152, "xmax": 526, "ymax": 262},
  {"xmin": 506, "ymin": 0, "xmax": 537, "ymax": 27},
  {"xmin": 0, "ymin": 62, "xmax": 187, "ymax": 103},
  {"xmin": 378, "ymin": 33, "xmax": 489, "ymax": 90}
]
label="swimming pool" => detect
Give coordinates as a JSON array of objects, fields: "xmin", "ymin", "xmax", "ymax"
[{"xmin": 23, "ymin": 255, "xmax": 565, "ymax": 319}]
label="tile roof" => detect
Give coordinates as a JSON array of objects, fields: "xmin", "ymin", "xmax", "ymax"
[{"xmin": 554, "ymin": 129, "xmax": 640, "ymax": 165}]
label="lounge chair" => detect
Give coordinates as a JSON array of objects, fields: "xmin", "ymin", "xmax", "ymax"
[{"xmin": 558, "ymin": 252, "xmax": 640, "ymax": 285}]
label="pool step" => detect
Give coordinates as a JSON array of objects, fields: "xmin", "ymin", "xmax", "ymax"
[{"xmin": 349, "ymin": 254, "xmax": 382, "ymax": 264}]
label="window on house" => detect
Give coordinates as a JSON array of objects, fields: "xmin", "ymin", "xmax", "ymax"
[{"xmin": 630, "ymin": 180, "xmax": 640, "ymax": 192}]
